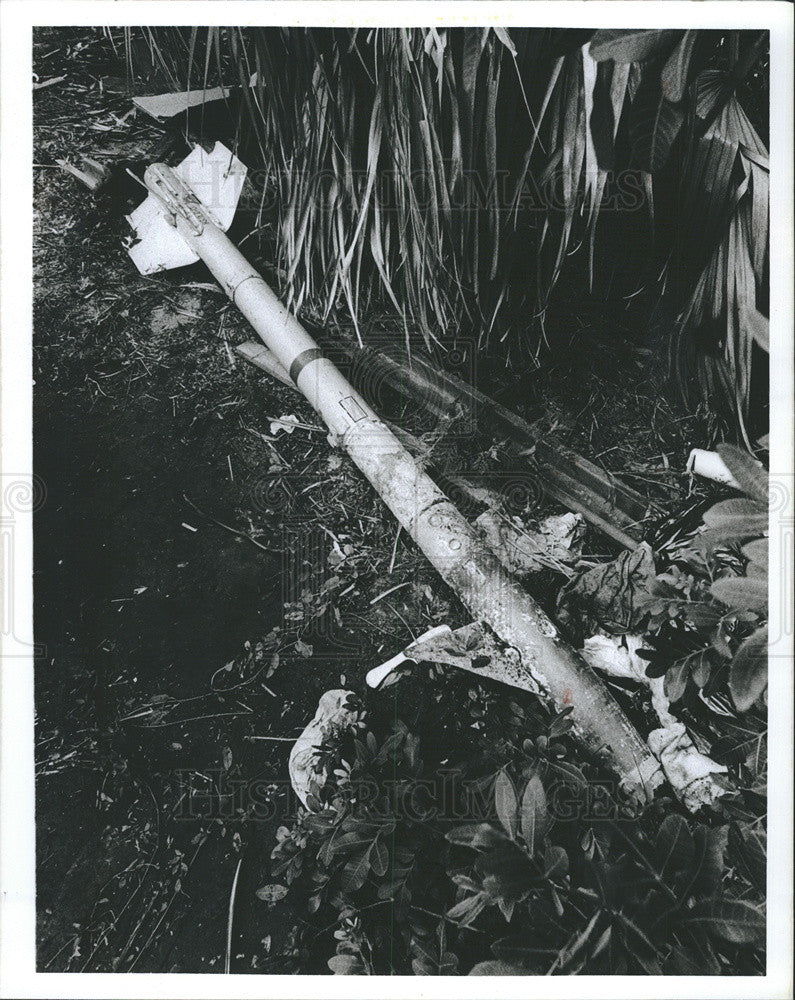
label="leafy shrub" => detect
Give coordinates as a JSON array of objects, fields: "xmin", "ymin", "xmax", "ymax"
[
  {"xmin": 265, "ymin": 674, "xmax": 765, "ymax": 975},
  {"xmin": 639, "ymin": 443, "xmax": 768, "ymax": 713}
]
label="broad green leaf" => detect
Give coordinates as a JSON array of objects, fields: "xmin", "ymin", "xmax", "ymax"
[
  {"xmin": 560, "ymin": 54, "xmax": 581, "ymax": 214},
  {"xmin": 661, "ymin": 30, "xmax": 698, "ymax": 102},
  {"xmin": 446, "ymin": 823, "xmax": 509, "ymax": 851},
  {"xmin": 582, "ymin": 42, "xmax": 599, "ymax": 217},
  {"xmin": 664, "ymin": 658, "xmax": 691, "ymax": 703},
  {"xmin": 304, "ymin": 812, "xmax": 336, "ymax": 835},
  {"xmin": 589, "ymin": 59, "xmax": 629, "ymax": 176},
  {"xmin": 558, "ymin": 910, "xmax": 601, "ymax": 968},
  {"xmin": 589, "ymin": 29, "xmax": 681, "ymax": 64},
  {"xmin": 440, "ymin": 951, "xmax": 461, "ymax": 975},
  {"xmin": 411, "ymin": 934, "xmax": 439, "ymax": 970},
  {"xmin": 519, "ymin": 775, "xmax": 547, "ymax": 855},
  {"xmin": 339, "ymin": 846, "xmax": 373, "ymax": 892},
  {"xmin": 691, "ymin": 648, "xmax": 714, "ymax": 687},
  {"xmin": 702, "ymin": 497, "xmax": 768, "ymax": 537},
  {"xmin": 729, "ymin": 824, "xmax": 766, "ymax": 888},
  {"xmin": 484, "ymin": 41, "xmax": 502, "ymax": 279},
  {"xmin": 698, "ymin": 525, "xmax": 767, "ymax": 552},
  {"xmin": 687, "ymin": 897, "xmax": 765, "ymax": 945},
  {"xmin": 710, "ymin": 576, "xmax": 767, "ymax": 612},
  {"xmin": 369, "ymin": 835, "xmax": 389, "ymax": 877},
  {"xmin": 591, "ymin": 923, "xmax": 613, "ymax": 960},
  {"xmin": 544, "ymin": 844, "xmax": 569, "ymax": 880},
  {"xmin": 742, "ymin": 538, "xmax": 768, "ymax": 570},
  {"xmin": 451, "ymin": 874, "xmax": 481, "ymax": 893},
  {"xmin": 371, "ymin": 730, "xmax": 404, "ymax": 768},
  {"xmin": 691, "ymin": 825, "xmax": 729, "ymax": 894},
  {"xmin": 748, "ymin": 160, "xmax": 769, "ymax": 282},
  {"xmin": 680, "ymin": 602, "xmax": 724, "ymax": 631},
  {"xmin": 494, "ymin": 769, "xmax": 519, "ymax": 840},
  {"xmin": 412, "ymin": 923, "xmax": 460, "ymax": 975},
  {"xmin": 412, "ymin": 944, "xmax": 459, "ymax": 976},
  {"xmin": 716, "ymin": 443, "xmax": 769, "ymax": 503},
  {"xmin": 547, "ymin": 759, "xmax": 588, "ymax": 789},
  {"xmin": 694, "ymin": 68, "xmax": 726, "ymax": 120},
  {"xmin": 655, "ymin": 814, "xmax": 695, "ymax": 877},
  {"xmin": 328, "ymin": 828, "xmax": 379, "ymax": 859},
  {"xmin": 447, "ymin": 891, "xmax": 487, "ymax": 925},
  {"xmin": 680, "ymin": 67, "xmax": 769, "ymax": 421},
  {"xmin": 684, "ymin": 132, "xmax": 738, "ymax": 261},
  {"xmin": 469, "ymin": 959, "xmax": 525, "ymax": 975},
  {"xmin": 328, "ymin": 953, "xmax": 363, "ymax": 974},
  {"xmin": 729, "ymin": 624, "xmax": 768, "ymax": 711},
  {"xmin": 665, "ymin": 934, "xmax": 721, "ymax": 975}
]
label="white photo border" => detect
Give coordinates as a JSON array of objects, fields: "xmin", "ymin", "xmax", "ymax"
[{"xmin": 2, "ymin": 3, "xmax": 792, "ymax": 998}]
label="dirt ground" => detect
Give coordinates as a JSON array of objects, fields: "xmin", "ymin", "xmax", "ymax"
[{"xmin": 32, "ymin": 30, "xmax": 704, "ymax": 973}]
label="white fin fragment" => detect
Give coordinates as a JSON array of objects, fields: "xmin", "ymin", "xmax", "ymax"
[
  {"xmin": 581, "ymin": 633, "xmax": 673, "ymax": 725},
  {"xmin": 133, "ymin": 86, "xmax": 232, "ymax": 121},
  {"xmin": 648, "ymin": 722, "xmax": 727, "ymax": 812},
  {"xmin": 126, "ymin": 142, "xmax": 247, "ymax": 275},
  {"xmin": 686, "ymin": 448, "xmax": 742, "ymax": 488},
  {"xmin": 128, "ymin": 197, "xmax": 200, "ymax": 274},
  {"xmin": 582, "ymin": 633, "xmax": 727, "ymax": 811},
  {"xmin": 288, "ymin": 690, "xmax": 359, "ymax": 810}
]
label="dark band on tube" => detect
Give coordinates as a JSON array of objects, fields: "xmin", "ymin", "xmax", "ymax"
[{"xmin": 289, "ymin": 348, "xmax": 324, "ymax": 385}]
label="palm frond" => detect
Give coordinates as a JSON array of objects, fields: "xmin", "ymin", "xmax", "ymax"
[{"xmin": 129, "ymin": 27, "xmax": 768, "ymax": 434}]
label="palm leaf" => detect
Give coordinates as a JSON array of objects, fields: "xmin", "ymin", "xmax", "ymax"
[
  {"xmin": 629, "ymin": 63, "xmax": 685, "ymax": 173},
  {"xmin": 128, "ymin": 26, "xmax": 767, "ymax": 431},
  {"xmin": 589, "ymin": 29, "xmax": 681, "ymax": 64}
]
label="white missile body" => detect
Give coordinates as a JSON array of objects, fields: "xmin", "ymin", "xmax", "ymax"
[{"xmin": 127, "ymin": 142, "xmax": 662, "ymax": 801}]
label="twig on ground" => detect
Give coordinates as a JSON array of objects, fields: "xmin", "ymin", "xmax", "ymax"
[
  {"xmin": 127, "ymin": 836, "xmax": 206, "ymax": 971},
  {"xmin": 182, "ymin": 494, "xmax": 275, "ymax": 554},
  {"xmin": 225, "ymin": 858, "xmax": 243, "ymax": 975},
  {"xmin": 369, "ymin": 581, "xmax": 411, "ymax": 606},
  {"xmin": 388, "ymin": 525, "xmax": 402, "ymax": 575}
]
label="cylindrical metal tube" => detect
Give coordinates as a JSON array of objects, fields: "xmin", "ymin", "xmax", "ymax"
[
  {"xmin": 182, "ymin": 218, "xmax": 662, "ymax": 799},
  {"xmin": 191, "ymin": 226, "xmax": 381, "ymax": 439}
]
